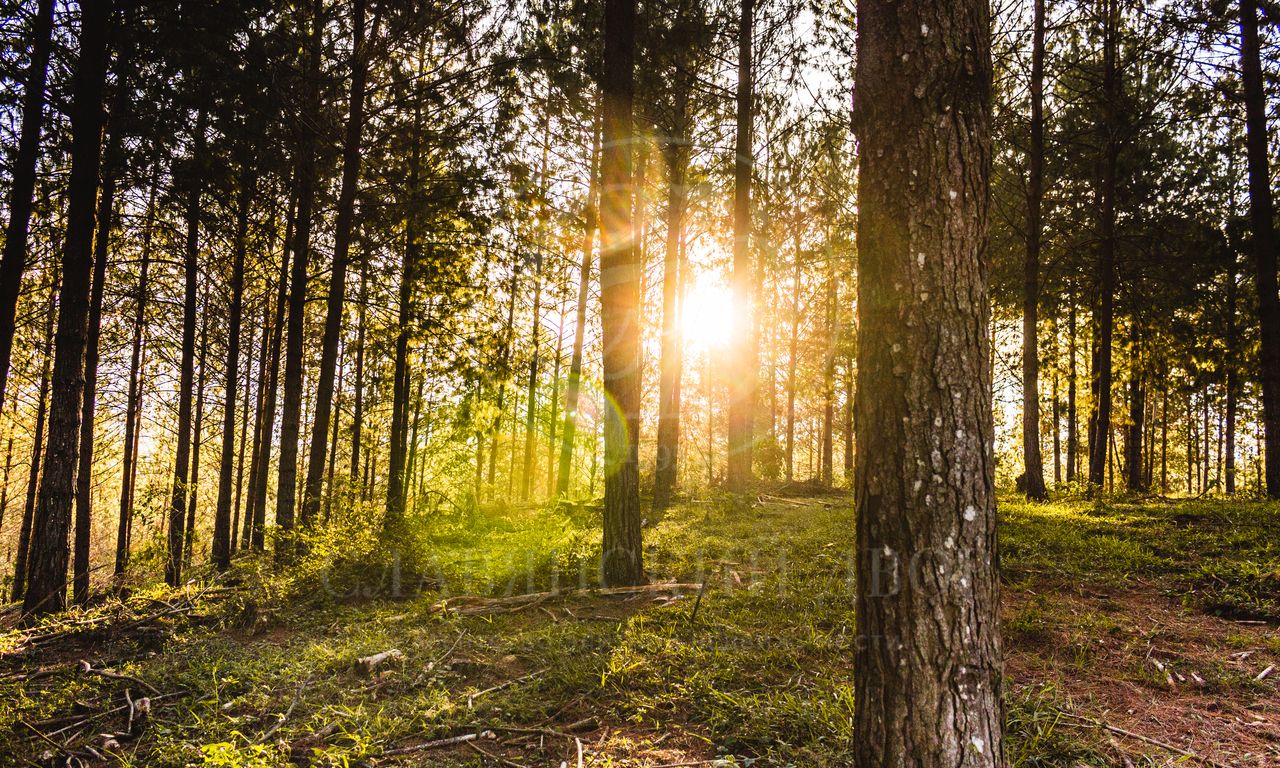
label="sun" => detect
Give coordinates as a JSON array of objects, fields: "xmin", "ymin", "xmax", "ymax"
[{"xmin": 682, "ymin": 273, "xmax": 735, "ymax": 349}]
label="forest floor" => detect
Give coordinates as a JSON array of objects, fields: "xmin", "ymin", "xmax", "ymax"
[{"xmin": 0, "ymin": 491, "xmax": 1278, "ymax": 767}]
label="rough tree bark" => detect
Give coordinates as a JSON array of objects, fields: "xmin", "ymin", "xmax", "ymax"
[
  {"xmin": 851, "ymin": 0, "xmax": 1005, "ymax": 762},
  {"xmin": 599, "ymin": 0, "xmax": 645, "ymax": 586},
  {"xmin": 24, "ymin": 0, "xmax": 112, "ymax": 615}
]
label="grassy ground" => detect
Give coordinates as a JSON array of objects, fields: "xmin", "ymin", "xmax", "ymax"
[{"xmin": 1, "ymin": 492, "xmax": 1277, "ymax": 767}]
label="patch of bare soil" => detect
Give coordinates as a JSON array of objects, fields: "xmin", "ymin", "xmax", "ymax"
[{"xmin": 1005, "ymin": 581, "xmax": 1280, "ymax": 766}]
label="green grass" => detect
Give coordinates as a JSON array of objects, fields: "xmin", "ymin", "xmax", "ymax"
[{"xmin": 1, "ymin": 493, "xmax": 1276, "ymax": 766}]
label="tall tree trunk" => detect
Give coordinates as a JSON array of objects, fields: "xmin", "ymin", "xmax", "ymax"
[
  {"xmin": 1125, "ymin": 324, "xmax": 1143, "ymax": 491},
  {"xmin": 303, "ymin": 0, "xmax": 369, "ymax": 528},
  {"xmin": 491, "ymin": 257, "xmax": 520, "ymax": 496},
  {"xmin": 1240, "ymin": 0, "xmax": 1280, "ymax": 497},
  {"xmin": 821, "ymin": 261, "xmax": 836, "ymax": 485},
  {"xmin": 1226, "ymin": 268, "xmax": 1239, "ymax": 494},
  {"xmin": 1087, "ymin": 0, "xmax": 1119, "ymax": 489},
  {"xmin": 232, "ymin": 320, "xmax": 255, "ymax": 552},
  {"xmin": 1022, "ymin": 0, "xmax": 1048, "ymax": 500},
  {"xmin": 12, "ymin": 284, "xmax": 55, "ymax": 602},
  {"xmin": 214, "ymin": 162, "xmax": 256, "ymax": 569},
  {"xmin": 73, "ymin": 164, "xmax": 116, "ymax": 606},
  {"xmin": 599, "ymin": 0, "xmax": 644, "ymax": 586},
  {"xmin": 0, "ymin": 430, "xmax": 13, "ymax": 536},
  {"xmin": 185, "ymin": 308, "xmax": 210, "ymax": 564},
  {"xmin": 725, "ymin": 0, "xmax": 756, "ymax": 492},
  {"xmin": 545, "ymin": 287, "xmax": 567, "ymax": 496},
  {"xmin": 851, "ymin": 0, "xmax": 1005, "ymax": 762},
  {"xmin": 276, "ymin": 0, "xmax": 325, "ymax": 559},
  {"xmin": 520, "ymin": 249, "xmax": 545, "ymax": 502},
  {"xmin": 1052, "ymin": 329, "xmax": 1062, "ymax": 485},
  {"xmin": 325, "ymin": 352, "xmax": 343, "ymax": 521},
  {"xmin": 653, "ymin": 84, "xmax": 689, "ymax": 513},
  {"xmin": 248, "ymin": 193, "xmax": 295, "ymax": 552},
  {"xmin": 1066, "ymin": 301, "xmax": 1078, "ymax": 482},
  {"xmin": 521, "ymin": 103, "xmax": 553, "ymax": 502},
  {"xmin": 116, "ymin": 180, "xmax": 156, "ymax": 575},
  {"xmin": 0, "ymin": 0, "xmax": 56, "ymax": 420},
  {"xmin": 843, "ymin": 352, "xmax": 854, "ymax": 482},
  {"xmin": 164, "ymin": 106, "xmax": 207, "ymax": 588},
  {"xmin": 350, "ymin": 261, "xmax": 368, "ymax": 484},
  {"xmin": 785, "ymin": 232, "xmax": 801, "ymax": 482},
  {"xmin": 386, "ymin": 199, "xmax": 418, "ymax": 526},
  {"xmin": 24, "ymin": 1, "xmax": 112, "ymax": 616},
  {"xmin": 556, "ymin": 107, "xmax": 602, "ymax": 498}
]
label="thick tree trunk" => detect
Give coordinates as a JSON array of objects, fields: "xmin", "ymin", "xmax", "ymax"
[
  {"xmin": 165, "ymin": 107, "xmax": 207, "ymax": 588},
  {"xmin": 0, "ymin": 0, "xmax": 56, "ymax": 420},
  {"xmin": 12, "ymin": 288, "xmax": 55, "ymax": 602},
  {"xmin": 599, "ymin": 0, "xmax": 645, "ymax": 586},
  {"xmin": 725, "ymin": 0, "xmax": 755, "ymax": 492},
  {"xmin": 303, "ymin": 0, "xmax": 369, "ymax": 528},
  {"xmin": 276, "ymin": 0, "xmax": 325, "ymax": 559},
  {"xmin": 851, "ymin": 0, "xmax": 1005, "ymax": 763},
  {"xmin": 23, "ymin": 1, "xmax": 112, "ymax": 615},
  {"xmin": 1240, "ymin": 0, "xmax": 1280, "ymax": 497},
  {"xmin": 653, "ymin": 86, "xmax": 688, "ymax": 513},
  {"xmin": 116, "ymin": 180, "xmax": 156, "ymax": 575},
  {"xmin": 73, "ymin": 166, "xmax": 116, "ymax": 606},
  {"xmin": 214, "ymin": 164, "xmax": 255, "ymax": 569},
  {"xmin": 556, "ymin": 107, "xmax": 602, "ymax": 498},
  {"xmin": 1087, "ymin": 0, "xmax": 1119, "ymax": 489},
  {"xmin": 1021, "ymin": 0, "xmax": 1048, "ymax": 500}
]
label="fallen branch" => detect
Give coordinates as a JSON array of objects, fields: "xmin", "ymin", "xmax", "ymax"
[
  {"xmin": 255, "ymin": 674, "xmax": 314, "ymax": 744},
  {"xmin": 79, "ymin": 659, "xmax": 161, "ymax": 695},
  {"xmin": 383, "ymin": 730, "xmax": 495, "ymax": 757},
  {"xmin": 1059, "ymin": 712, "xmax": 1234, "ymax": 768},
  {"xmin": 433, "ymin": 583, "xmax": 701, "ymax": 616},
  {"xmin": 468, "ymin": 668, "xmax": 548, "ymax": 708}
]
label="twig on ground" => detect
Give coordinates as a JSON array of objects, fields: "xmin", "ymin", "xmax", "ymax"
[
  {"xmin": 576, "ymin": 736, "xmax": 584, "ymax": 768},
  {"xmin": 467, "ymin": 738, "xmax": 527, "ymax": 767},
  {"xmin": 468, "ymin": 668, "xmax": 549, "ymax": 708},
  {"xmin": 79, "ymin": 659, "xmax": 161, "ymax": 695},
  {"xmin": 383, "ymin": 730, "xmax": 494, "ymax": 757},
  {"xmin": 255, "ymin": 674, "xmax": 314, "ymax": 744}
]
